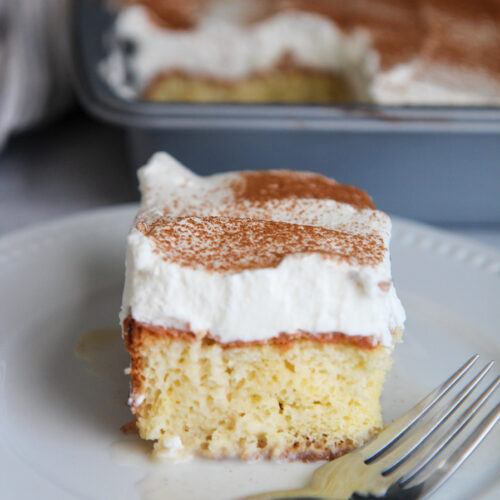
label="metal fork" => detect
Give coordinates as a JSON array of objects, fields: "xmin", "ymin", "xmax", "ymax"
[{"xmin": 246, "ymin": 355, "xmax": 499, "ymax": 500}]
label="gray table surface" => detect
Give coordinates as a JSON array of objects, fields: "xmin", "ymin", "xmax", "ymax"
[{"xmin": 1, "ymin": 110, "xmax": 499, "ymax": 251}]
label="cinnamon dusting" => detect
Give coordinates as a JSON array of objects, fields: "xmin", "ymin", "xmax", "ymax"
[
  {"xmin": 232, "ymin": 170, "xmax": 375, "ymax": 209},
  {"xmin": 378, "ymin": 280, "xmax": 391, "ymax": 292},
  {"xmin": 126, "ymin": 0, "xmax": 205, "ymax": 29},
  {"xmin": 137, "ymin": 215, "xmax": 385, "ymax": 272},
  {"xmin": 127, "ymin": 0, "xmax": 500, "ymax": 78}
]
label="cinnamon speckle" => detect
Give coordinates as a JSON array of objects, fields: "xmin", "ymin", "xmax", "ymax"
[
  {"xmin": 231, "ymin": 170, "xmax": 375, "ymax": 210},
  {"xmin": 137, "ymin": 215, "xmax": 385, "ymax": 273}
]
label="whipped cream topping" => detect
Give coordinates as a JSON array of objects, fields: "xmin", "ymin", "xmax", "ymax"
[
  {"xmin": 120, "ymin": 153, "xmax": 405, "ymax": 347},
  {"xmin": 374, "ymin": 61, "xmax": 500, "ymax": 105},
  {"xmin": 114, "ymin": 4, "xmax": 376, "ymax": 99}
]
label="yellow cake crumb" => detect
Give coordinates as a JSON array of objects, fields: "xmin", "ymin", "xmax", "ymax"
[
  {"xmin": 145, "ymin": 70, "xmax": 354, "ymax": 103},
  {"xmin": 129, "ymin": 332, "xmax": 397, "ymax": 461}
]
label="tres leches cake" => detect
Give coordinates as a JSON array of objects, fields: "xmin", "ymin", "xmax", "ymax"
[
  {"xmin": 109, "ymin": 0, "xmax": 500, "ymax": 105},
  {"xmin": 120, "ymin": 152, "xmax": 405, "ymax": 461}
]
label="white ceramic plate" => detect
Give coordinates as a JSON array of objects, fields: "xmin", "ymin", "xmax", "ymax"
[{"xmin": 0, "ymin": 205, "xmax": 499, "ymax": 500}]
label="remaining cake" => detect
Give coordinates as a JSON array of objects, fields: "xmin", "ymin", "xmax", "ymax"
[
  {"xmin": 108, "ymin": 0, "xmax": 500, "ymax": 105},
  {"xmin": 120, "ymin": 152, "xmax": 405, "ymax": 461}
]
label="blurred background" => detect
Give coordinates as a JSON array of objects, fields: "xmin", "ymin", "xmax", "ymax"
[{"xmin": 0, "ymin": 0, "xmax": 499, "ymax": 250}]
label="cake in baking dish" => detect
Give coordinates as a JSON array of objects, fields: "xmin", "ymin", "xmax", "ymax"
[
  {"xmin": 120, "ymin": 152, "xmax": 405, "ymax": 461},
  {"xmin": 110, "ymin": 0, "xmax": 500, "ymax": 105}
]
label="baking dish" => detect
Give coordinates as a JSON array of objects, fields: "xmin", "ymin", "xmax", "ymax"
[{"xmin": 71, "ymin": 0, "xmax": 500, "ymax": 224}]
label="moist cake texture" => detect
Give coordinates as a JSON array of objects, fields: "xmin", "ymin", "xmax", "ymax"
[
  {"xmin": 120, "ymin": 152, "xmax": 405, "ymax": 461},
  {"xmin": 109, "ymin": 0, "xmax": 500, "ymax": 104}
]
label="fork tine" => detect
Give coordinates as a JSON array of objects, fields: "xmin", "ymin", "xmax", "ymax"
[
  {"xmin": 375, "ymin": 362, "xmax": 494, "ymax": 474},
  {"xmin": 409, "ymin": 402, "xmax": 500, "ymax": 499},
  {"xmin": 361, "ymin": 354, "xmax": 479, "ymax": 461},
  {"xmin": 396, "ymin": 375, "xmax": 500, "ymax": 485}
]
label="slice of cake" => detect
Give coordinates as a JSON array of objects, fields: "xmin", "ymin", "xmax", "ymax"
[{"xmin": 120, "ymin": 152, "xmax": 405, "ymax": 461}]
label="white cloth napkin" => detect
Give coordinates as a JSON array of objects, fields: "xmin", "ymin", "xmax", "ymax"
[{"xmin": 0, "ymin": 0, "xmax": 73, "ymax": 149}]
